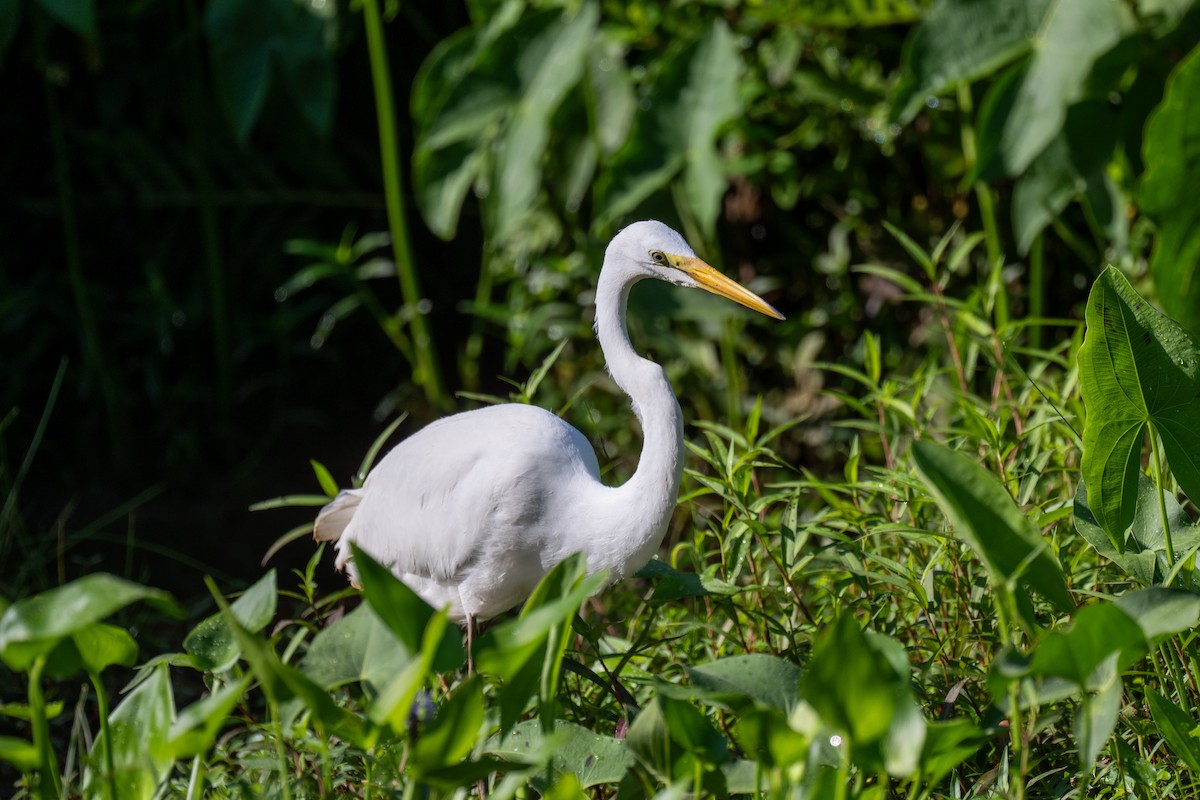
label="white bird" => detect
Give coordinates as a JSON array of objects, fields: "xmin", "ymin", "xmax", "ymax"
[{"xmin": 314, "ymin": 220, "xmax": 783, "ymax": 648}]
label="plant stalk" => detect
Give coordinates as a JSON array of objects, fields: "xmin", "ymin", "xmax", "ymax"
[
  {"xmin": 89, "ymin": 671, "xmax": 117, "ymax": 800},
  {"xmin": 29, "ymin": 657, "xmax": 62, "ymax": 799},
  {"xmin": 361, "ymin": 0, "xmax": 447, "ymax": 408},
  {"xmin": 1150, "ymin": 431, "xmax": 1176, "ymax": 580}
]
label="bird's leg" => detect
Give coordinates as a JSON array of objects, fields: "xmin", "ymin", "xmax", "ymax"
[{"xmin": 466, "ymin": 614, "xmax": 478, "ymax": 674}]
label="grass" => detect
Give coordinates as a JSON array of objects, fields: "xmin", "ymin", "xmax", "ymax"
[{"xmin": 3, "ymin": 234, "xmax": 1200, "ymax": 799}]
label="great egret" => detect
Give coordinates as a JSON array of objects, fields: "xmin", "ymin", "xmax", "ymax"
[{"xmin": 314, "ymin": 220, "xmax": 782, "ymax": 649}]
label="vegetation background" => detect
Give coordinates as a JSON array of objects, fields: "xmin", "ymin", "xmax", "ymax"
[{"xmin": 3, "ymin": 0, "xmax": 1200, "ymax": 797}]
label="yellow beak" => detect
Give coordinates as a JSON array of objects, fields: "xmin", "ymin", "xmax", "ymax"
[{"xmin": 670, "ymin": 255, "xmax": 785, "ymax": 320}]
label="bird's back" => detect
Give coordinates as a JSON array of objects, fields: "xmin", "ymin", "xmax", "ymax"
[{"xmin": 329, "ymin": 403, "xmax": 602, "ymax": 619}]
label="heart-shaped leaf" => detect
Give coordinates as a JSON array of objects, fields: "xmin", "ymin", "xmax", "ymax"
[{"xmin": 1078, "ymin": 266, "xmax": 1200, "ymax": 550}]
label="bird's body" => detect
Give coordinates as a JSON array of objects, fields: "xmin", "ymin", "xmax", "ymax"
[{"xmin": 315, "ymin": 221, "xmax": 781, "ymax": 626}]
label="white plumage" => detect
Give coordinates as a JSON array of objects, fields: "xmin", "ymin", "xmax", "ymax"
[{"xmin": 314, "ymin": 221, "xmax": 782, "ymax": 629}]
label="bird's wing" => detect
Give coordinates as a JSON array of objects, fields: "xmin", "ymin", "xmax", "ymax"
[{"xmin": 337, "ymin": 404, "xmax": 600, "ymax": 583}]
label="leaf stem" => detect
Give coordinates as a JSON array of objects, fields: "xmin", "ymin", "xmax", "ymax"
[
  {"xmin": 361, "ymin": 0, "xmax": 446, "ymax": 408},
  {"xmin": 29, "ymin": 656, "xmax": 61, "ymax": 798},
  {"xmin": 957, "ymin": 84, "xmax": 1007, "ymax": 330},
  {"xmin": 1150, "ymin": 431, "xmax": 1176, "ymax": 580},
  {"xmin": 89, "ymin": 671, "xmax": 117, "ymax": 800}
]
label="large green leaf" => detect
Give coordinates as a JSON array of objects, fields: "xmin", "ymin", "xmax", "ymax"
[
  {"xmin": 912, "ymin": 440, "xmax": 1074, "ymax": 614},
  {"xmin": 1011, "ymin": 100, "xmax": 1119, "ymax": 255},
  {"xmin": 686, "ymin": 654, "xmax": 803, "ymax": 713},
  {"xmin": 301, "ymin": 603, "xmax": 409, "ymax": 691},
  {"xmin": 800, "ymin": 615, "xmax": 926, "ymax": 777},
  {"xmin": 85, "ymin": 662, "xmax": 175, "ymax": 800},
  {"xmin": 0, "ymin": 575, "xmax": 180, "ymax": 672},
  {"xmin": 1078, "ymin": 267, "xmax": 1200, "ymax": 549},
  {"xmin": 1140, "ymin": 42, "xmax": 1200, "ymax": 338},
  {"xmin": 184, "ymin": 570, "xmax": 277, "ymax": 673},
  {"xmin": 489, "ymin": 719, "xmax": 636, "ymax": 787},
  {"xmin": 970, "ymin": 0, "xmax": 1130, "ymax": 178},
  {"xmin": 595, "ymin": 18, "xmax": 743, "ymax": 239},
  {"xmin": 36, "ymin": 0, "xmax": 93, "ymax": 37},
  {"xmin": 489, "ymin": 3, "xmax": 597, "ymax": 241},
  {"xmin": 1074, "ymin": 477, "xmax": 1200, "ymax": 585}
]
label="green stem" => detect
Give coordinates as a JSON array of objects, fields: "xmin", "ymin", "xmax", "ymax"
[
  {"xmin": 361, "ymin": 0, "xmax": 446, "ymax": 408},
  {"xmin": 89, "ymin": 672, "xmax": 117, "ymax": 800},
  {"xmin": 29, "ymin": 657, "xmax": 61, "ymax": 799},
  {"xmin": 994, "ymin": 590, "xmax": 1026, "ymax": 800},
  {"xmin": 1150, "ymin": 431, "xmax": 1176, "ymax": 580},
  {"xmin": 274, "ymin": 711, "xmax": 293, "ymax": 800}
]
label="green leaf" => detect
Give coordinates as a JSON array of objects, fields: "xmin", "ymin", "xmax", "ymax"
[
  {"xmin": 800, "ymin": 615, "xmax": 926, "ymax": 777},
  {"xmin": 301, "ymin": 603, "xmax": 409, "ymax": 691},
  {"xmin": 1147, "ymin": 689, "xmax": 1200, "ymax": 772},
  {"xmin": 166, "ymin": 676, "xmax": 252, "ymax": 759},
  {"xmin": 1073, "ymin": 662, "xmax": 1122, "ymax": 772},
  {"xmin": 912, "ymin": 439, "xmax": 1074, "ymax": 614},
  {"xmin": 686, "ymin": 654, "xmax": 803, "ymax": 712},
  {"xmin": 917, "ymin": 719, "xmax": 987, "ymax": 786},
  {"xmin": 971, "ymin": 0, "xmax": 1130, "ymax": 178},
  {"xmin": 310, "ymin": 459, "xmax": 339, "ymax": 497},
  {"xmin": 595, "ymin": 18, "xmax": 743, "ymax": 239},
  {"xmin": 71, "ymin": 622, "xmax": 139, "ymax": 675},
  {"xmin": 351, "ymin": 545, "xmax": 464, "ymax": 673},
  {"xmin": 893, "ymin": 0, "xmax": 1052, "ymax": 123},
  {"xmin": 1074, "ymin": 476, "xmax": 1200, "ymax": 586},
  {"xmin": 624, "ymin": 697, "xmax": 678, "ymax": 781},
  {"xmin": 35, "ymin": 0, "xmax": 92, "ymax": 37},
  {"xmin": 1029, "ymin": 603, "xmax": 1146, "ymax": 685},
  {"xmin": 204, "ymin": 0, "xmax": 335, "ymax": 142},
  {"xmin": 85, "ymin": 662, "xmax": 175, "ymax": 800},
  {"xmin": 731, "ymin": 706, "xmax": 809, "ymax": 768},
  {"xmin": 1140, "ymin": 42, "xmax": 1200, "ymax": 338},
  {"xmin": 409, "ymin": 677, "xmax": 485, "ymax": 774},
  {"xmin": 1113, "ymin": 587, "xmax": 1200, "ymax": 640},
  {"xmin": 488, "ymin": 719, "xmax": 636, "ymax": 787},
  {"xmin": 1011, "ymin": 100, "xmax": 1119, "ymax": 255},
  {"xmin": 490, "ymin": 3, "xmax": 598, "ymax": 241},
  {"xmin": 0, "ymin": 735, "xmax": 38, "ymax": 771},
  {"xmin": 0, "ymin": 574, "xmax": 180, "ymax": 672},
  {"xmin": 184, "ymin": 570, "xmax": 277, "ymax": 673},
  {"xmin": 1078, "ymin": 267, "xmax": 1200, "ymax": 548},
  {"xmin": 659, "ymin": 694, "xmax": 729, "ymax": 765}
]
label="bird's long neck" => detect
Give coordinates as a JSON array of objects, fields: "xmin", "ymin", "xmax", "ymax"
[{"xmin": 590, "ymin": 268, "xmax": 684, "ymax": 578}]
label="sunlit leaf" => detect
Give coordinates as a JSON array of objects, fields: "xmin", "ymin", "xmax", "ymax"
[
  {"xmin": 1078, "ymin": 267, "xmax": 1200, "ymax": 549},
  {"xmin": 0, "ymin": 575, "xmax": 180, "ymax": 672},
  {"xmin": 686, "ymin": 654, "xmax": 803, "ymax": 713},
  {"xmin": 489, "ymin": 719, "xmax": 635, "ymax": 787},
  {"xmin": 301, "ymin": 603, "xmax": 409, "ymax": 691},
  {"xmin": 184, "ymin": 570, "xmax": 277, "ymax": 673}
]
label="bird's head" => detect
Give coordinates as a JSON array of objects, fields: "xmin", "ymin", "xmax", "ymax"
[{"xmin": 608, "ymin": 220, "xmax": 784, "ymax": 320}]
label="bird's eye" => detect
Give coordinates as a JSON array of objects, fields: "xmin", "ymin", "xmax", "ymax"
[{"xmin": 649, "ymin": 250, "xmax": 667, "ymax": 264}]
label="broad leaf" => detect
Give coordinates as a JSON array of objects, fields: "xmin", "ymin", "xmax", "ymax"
[
  {"xmin": 595, "ymin": 18, "xmax": 743, "ymax": 239},
  {"xmin": 409, "ymin": 677, "xmax": 486, "ymax": 775},
  {"xmin": 1029, "ymin": 603, "xmax": 1146, "ymax": 685},
  {"xmin": 800, "ymin": 615, "xmax": 926, "ymax": 777},
  {"xmin": 1078, "ymin": 267, "xmax": 1200, "ymax": 549},
  {"xmin": 301, "ymin": 603, "xmax": 409, "ymax": 691},
  {"xmin": 686, "ymin": 654, "xmax": 803, "ymax": 712},
  {"xmin": 1140, "ymin": 42, "xmax": 1200, "ymax": 338},
  {"xmin": 489, "ymin": 719, "xmax": 636, "ymax": 787},
  {"xmin": 184, "ymin": 570, "xmax": 277, "ymax": 673},
  {"xmin": 0, "ymin": 575, "xmax": 180, "ymax": 672},
  {"xmin": 1074, "ymin": 477, "xmax": 1200, "ymax": 585},
  {"xmin": 85, "ymin": 662, "xmax": 175, "ymax": 800},
  {"xmin": 36, "ymin": 0, "xmax": 93, "ymax": 37},
  {"xmin": 912, "ymin": 440, "xmax": 1074, "ymax": 614}
]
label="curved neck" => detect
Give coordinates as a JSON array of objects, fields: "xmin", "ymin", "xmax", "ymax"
[{"xmin": 590, "ymin": 268, "xmax": 684, "ymax": 578}]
